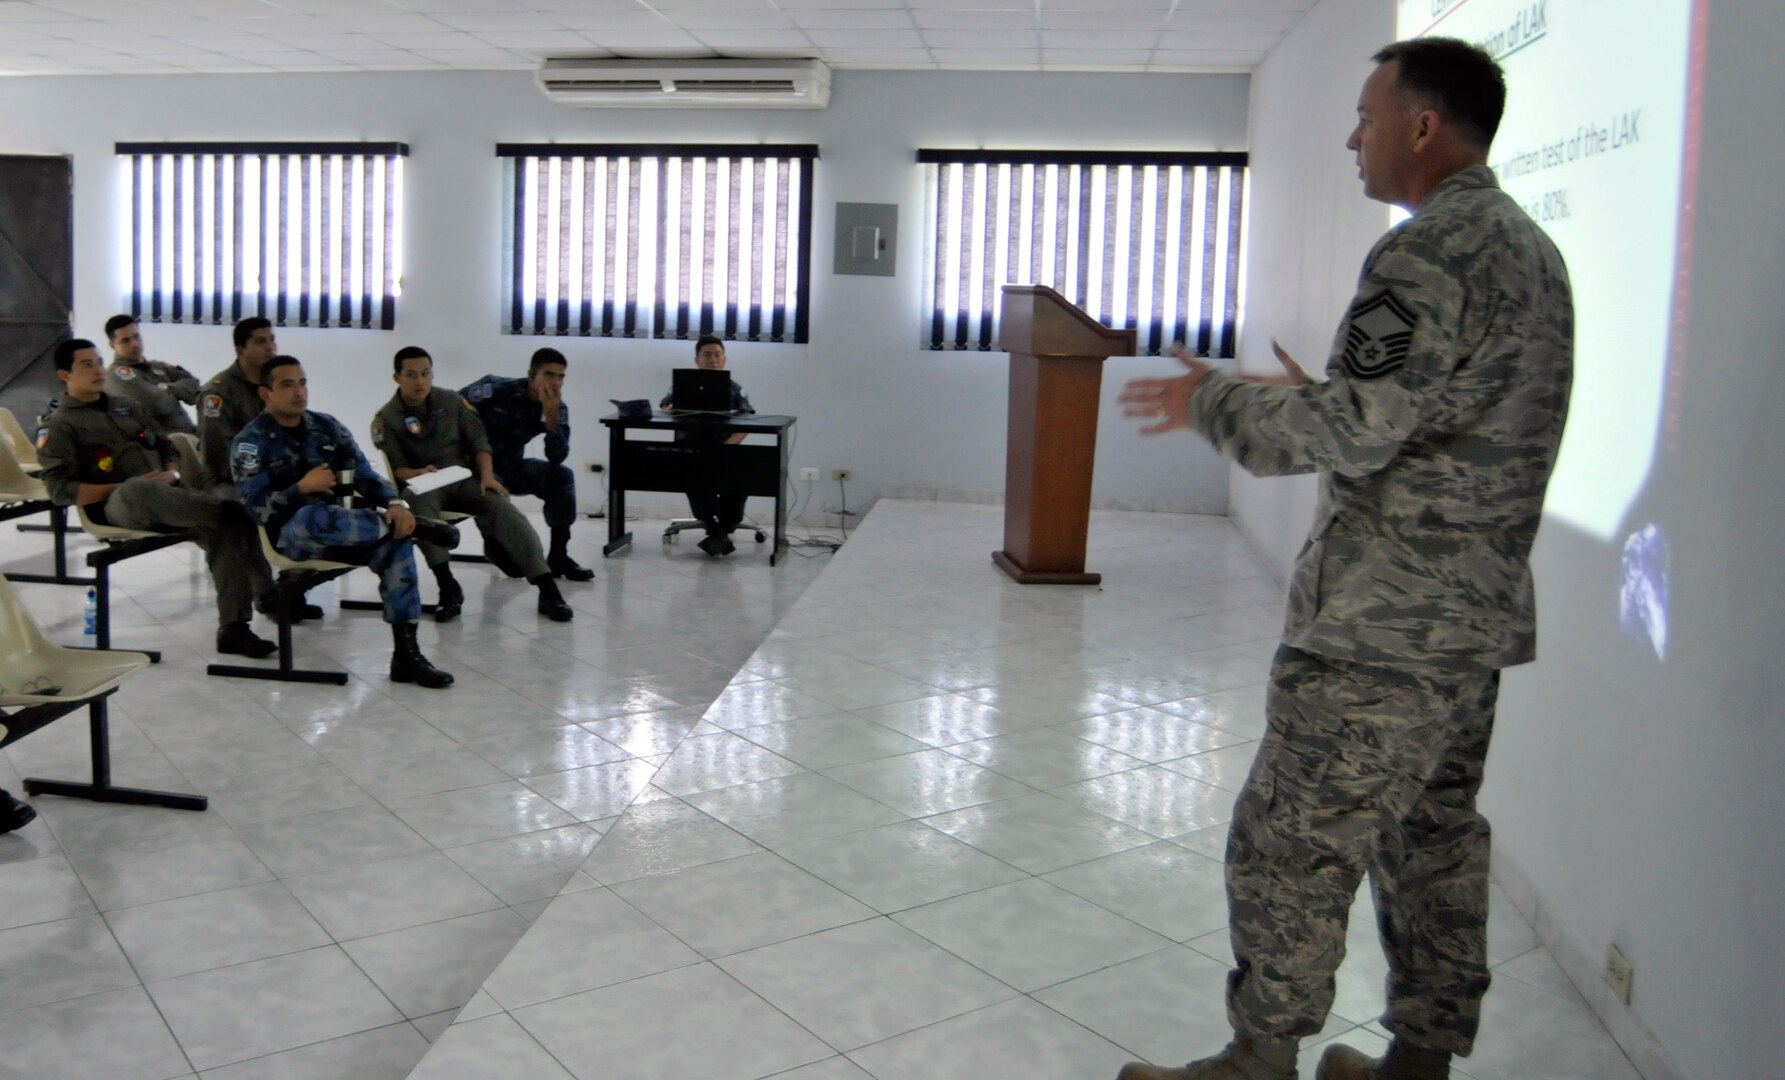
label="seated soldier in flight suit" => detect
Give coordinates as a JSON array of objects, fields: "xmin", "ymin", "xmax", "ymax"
[
  {"xmin": 232, "ymin": 356, "xmax": 458, "ymax": 689},
  {"xmin": 373, "ymin": 346, "xmax": 573, "ymax": 623},
  {"xmin": 460, "ymin": 348, "xmax": 595, "ymax": 582},
  {"xmin": 659, "ymin": 334, "xmax": 755, "ymax": 557},
  {"xmin": 103, "ymin": 314, "xmax": 201, "ymax": 435},
  {"xmin": 38, "ymin": 338, "xmax": 275, "ymax": 658}
]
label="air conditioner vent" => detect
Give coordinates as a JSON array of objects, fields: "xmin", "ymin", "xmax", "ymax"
[{"xmin": 538, "ymin": 58, "xmax": 831, "ymax": 109}]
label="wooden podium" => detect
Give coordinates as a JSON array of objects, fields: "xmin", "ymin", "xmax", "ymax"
[{"xmin": 992, "ymin": 285, "xmax": 1135, "ymax": 585}]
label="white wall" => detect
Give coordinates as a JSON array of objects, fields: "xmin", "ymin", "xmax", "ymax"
[
  {"xmin": 1229, "ymin": 0, "xmax": 1392, "ymax": 579},
  {"xmin": 1241, "ymin": 2, "xmax": 1785, "ymax": 1076},
  {"xmin": 0, "ymin": 67, "xmax": 1248, "ymax": 519}
]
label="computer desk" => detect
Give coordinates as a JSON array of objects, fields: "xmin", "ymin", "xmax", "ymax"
[{"xmin": 598, "ymin": 412, "xmax": 796, "ymax": 565}]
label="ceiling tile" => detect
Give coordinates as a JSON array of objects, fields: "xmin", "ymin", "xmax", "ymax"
[
  {"xmin": 910, "ymin": 10, "xmax": 1035, "ymax": 30},
  {"xmin": 804, "ymin": 27, "xmax": 921, "ymax": 47},
  {"xmin": 545, "ymin": 10, "xmax": 676, "ymax": 31},
  {"xmin": 1039, "ymin": 29, "xmax": 1156, "ymax": 49},
  {"xmin": 0, "ymin": 5, "xmax": 88, "ymax": 23},
  {"xmin": 34, "ymin": 0, "xmax": 159, "ymax": 16},
  {"xmin": 1164, "ymin": 10, "xmax": 1304, "ymax": 33},
  {"xmin": 430, "ymin": 11, "xmax": 561, "ymax": 31},
  {"xmin": 1042, "ymin": 48, "xmax": 1153, "ymax": 66},
  {"xmin": 385, "ymin": 0, "xmax": 535, "ymax": 12},
  {"xmin": 821, "ymin": 46, "xmax": 933, "ymax": 64},
  {"xmin": 22, "ymin": 19, "xmax": 135, "ymax": 39},
  {"xmin": 664, "ymin": 10, "xmax": 796, "ymax": 31},
  {"xmin": 922, "ymin": 28, "xmax": 1037, "ymax": 49},
  {"xmin": 1040, "ymin": 11, "xmax": 1168, "ymax": 30},
  {"xmin": 315, "ymin": 47, "xmax": 450, "ymax": 65},
  {"xmin": 471, "ymin": 29, "xmax": 594, "ymax": 48},
  {"xmin": 576, "ymin": 28, "xmax": 706, "ymax": 49},
  {"xmin": 930, "ymin": 47, "xmax": 1038, "ymax": 66},
  {"xmin": 688, "ymin": 29, "xmax": 814, "ymax": 48},
  {"xmin": 1150, "ymin": 48, "xmax": 1264, "ymax": 68},
  {"xmin": 411, "ymin": 46, "xmax": 527, "ymax": 65},
  {"xmin": 784, "ymin": 9, "xmax": 913, "ymax": 29},
  {"xmin": 1157, "ymin": 30, "xmax": 1281, "ymax": 51}
]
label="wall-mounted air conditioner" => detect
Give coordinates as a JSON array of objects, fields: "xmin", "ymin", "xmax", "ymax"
[{"xmin": 536, "ymin": 57, "xmax": 832, "ymax": 109}]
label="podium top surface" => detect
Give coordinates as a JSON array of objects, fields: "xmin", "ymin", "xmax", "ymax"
[
  {"xmin": 998, "ymin": 284, "xmax": 1137, "ymax": 359},
  {"xmin": 600, "ymin": 412, "xmax": 796, "ymax": 434}
]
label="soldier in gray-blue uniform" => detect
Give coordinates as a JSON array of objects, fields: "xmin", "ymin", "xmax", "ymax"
[
  {"xmin": 1114, "ymin": 40, "xmax": 1573, "ymax": 1080},
  {"xmin": 103, "ymin": 314, "xmax": 200, "ymax": 435},
  {"xmin": 232, "ymin": 356, "xmax": 459, "ymax": 689},
  {"xmin": 374, "ymin": 346, "xmax": 573, "ymax": 623},
  {"xmin": 659, "ymin": 334, "xmax": 755, "ymax": 557},
  {"xmin": 460, "ymin": 347, "xmax": 595, "ymax": 582},
  {"xmin": 38, "ymin": 338, "xmax": 275, "ymax": 659}
]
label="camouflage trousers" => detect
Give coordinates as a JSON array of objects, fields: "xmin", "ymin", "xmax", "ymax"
[
  {"xmin": 1225, "ymin": 645, "xmax": 1500, "ymax": 1056},
  {"xmin": 276, "ymin": 504, "xmax": 421, "ymax": 624}
]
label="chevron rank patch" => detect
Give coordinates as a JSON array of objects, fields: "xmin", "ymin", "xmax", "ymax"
[{"xmin": 1341, "ymin": 291, "xmax": 1418, "ymax": 380}]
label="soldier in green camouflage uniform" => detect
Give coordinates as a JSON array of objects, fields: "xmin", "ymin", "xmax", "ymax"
[
  {"xmin": 372, "ymin": 347, "xmax": 572, "ymax": 624},
  {"xmin": 38, "ymin": 339, "xmax": 276, "ymax": 659},
  {"xmin": 103, "ymin": 315, "xmax": 201, "ymax": 435},
  {"xmin": 196, "ymin": 317, "xmax": 279, "ymax": 494},
  {"xmin": 1114, "ymin": 40, "xmax": 1572, "ymax": 1080}
]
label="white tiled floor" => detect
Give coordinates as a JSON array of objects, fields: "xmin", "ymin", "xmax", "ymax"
[{"xmin": 0, "ymin": 501, "xmax": 1644, "ymax": 1079}]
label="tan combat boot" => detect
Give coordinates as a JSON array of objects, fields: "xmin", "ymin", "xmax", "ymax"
[
  {"xmin": 1316, "ymin": 1041, "xmax": 1451, "ymax": 1079},
  {"xmin": 1116, "ymin": 1037, "xmax": 1299, "ymax": 1080}
]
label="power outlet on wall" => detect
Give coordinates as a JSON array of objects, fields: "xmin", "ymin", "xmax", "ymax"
[
  {"xmin": 832, "ymin": 468, "xmax": 852, "ymax": 482},
  {"xmin": 799, "ymin": 467, "xmax": 819, "ymax": 481},
  {"xmin": 1604, "ymin": 944, "xmax": 1634, "ymax": 1005}
]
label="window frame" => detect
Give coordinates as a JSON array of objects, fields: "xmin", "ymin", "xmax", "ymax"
[
  {"xmin": 917, "ymin": 148, "xmax": 1248, "ymax": 358},
  {"xmin": 497, "ymin": 142, "xmax": 818, "ymax": 344},
  {"xmin": 115, "ymin": 140, "xmax": 408, "ymax": 331}
]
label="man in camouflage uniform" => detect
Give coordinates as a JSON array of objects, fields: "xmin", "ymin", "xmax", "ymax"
[
  {"xmin": 197, "ymin": 316, "xmax": 324, "ymax": 623},
  {"xmin": 37, "ymin": 339, "xmax": 275, "ymax": 658},
  {"xmin": 103, "ymin": 315, "xmax": 201, "ymax": 434},
  {"xmin": 374, "ymin": 346, "xmax": 573, "ymax": 623},
  {"xmin": 232, "ymin": 356, "xmax": 458, "ymax": 689},
  {"xmin": 1114, "ymin": 39, "xmax": 1572, "ymax": 1080},
  {"xmin": 460, "ymin": 347, "xmax": 595, "ymax": 582}
]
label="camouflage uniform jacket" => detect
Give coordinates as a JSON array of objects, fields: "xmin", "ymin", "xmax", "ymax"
[
  {"xmin": 106, "ymin": 358, "xmax": 200, "ymax": 434},
  {"xmin": 197, "ymin": 362, "xmax": 265, "ymax": 489},
  {"xmin": 1190, "ymin": 165, "xmax": 1574, "ymax": 672},
  {"xmin": 371, "ymin": 388, "xmax": 492, "ymax": 474},
  {"xmin": 459, "ymin": 375, "xmax": 569, "ymax": 473},
  {"xmin": 231, "ymin": 410, "xmax": 397, "ymax": 534},
  {"xmin": 36, "ymin": 393, "xmax": 174, "ymax": 507}
]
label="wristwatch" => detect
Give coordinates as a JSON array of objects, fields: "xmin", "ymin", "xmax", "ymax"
[{"xmin": 387, "ymin": 499, "xmax": 409, "ymax": 510}]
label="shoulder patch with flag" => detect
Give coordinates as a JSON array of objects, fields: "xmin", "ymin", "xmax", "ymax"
[{"xmin": 1341, "ymin": 291, "xmax": 1418, "ymax": 381}]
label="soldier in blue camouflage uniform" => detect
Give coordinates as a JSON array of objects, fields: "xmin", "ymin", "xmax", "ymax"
[
  {"xmin": 1115, "ymin": 40, "xmax": 1573, "ymax": 1080},
  {"xmin": 460, "ymin": 347, "xmax": 595, "ymax": 581},
  {"xmin": 232, "ymin": 356, "xmax": 459, "ymax": 689}
]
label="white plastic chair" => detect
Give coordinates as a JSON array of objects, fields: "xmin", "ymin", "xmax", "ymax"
[
  {"xmin": 0, "ymin": 437, "xmax": 80, "ymax": 585},
  {"xmin": 0, "ymin": 573, "xmax": 201, "ymax": 810},
  {"xmin": 0, "ymin": 407, "xmax": 42, "ymax": 474},
  {"xmin": 207, "ymin": 528, "xmax": 354, "ymax": 686}
]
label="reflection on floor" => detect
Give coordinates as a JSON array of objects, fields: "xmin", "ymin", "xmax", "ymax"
[
  {"xmin": 0, "ymin": 501, "xmax": 1641, "ymax": 1079},
  {"xmin": 410, "ymin": 502, "xmax": 1642, "ymax": 1080}
]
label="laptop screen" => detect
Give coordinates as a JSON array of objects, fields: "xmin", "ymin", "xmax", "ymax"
[{"xmin": 671, "ymin": 368, "xmax": 733, "ymax": 412}]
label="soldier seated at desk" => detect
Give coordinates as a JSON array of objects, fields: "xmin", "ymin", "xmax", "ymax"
[
  {"xmin": 232, "ymin": 356, "xmax": 459, "ymax": 689},
  {"xmin": 104, "ymin": 314, "xmax": 200, "ymax": 435},
  {"xmin": 659, "ymin": 334, "xmax": 754, "ymax": 557},
  {"xmin": 374, "ymin": 346, "xmax": 573, "ymax": 624},
  {"xmin": 460, "ymin": 348, "xmax": 595, "ymax": 583},
  {"xmin": 38, "ymin": 338, "xmax": 276, "ymax": 659}
]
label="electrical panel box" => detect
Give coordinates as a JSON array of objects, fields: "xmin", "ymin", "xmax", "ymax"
[{"xmin": 833, "ymin": 202, "xmax": 897, "ymax": 277}]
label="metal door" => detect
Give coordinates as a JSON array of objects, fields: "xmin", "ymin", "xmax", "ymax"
[{"xmin": 0, "ymin": 155, "xmax": 73, "ymax": 427}]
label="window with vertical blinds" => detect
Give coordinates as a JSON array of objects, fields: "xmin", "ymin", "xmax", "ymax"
[
  {"xmin": 918, "ymin": 149, "xmax": 1248, "ymax": 358},
  {"xmin": 498, "ymin": 143, "xmax": 817, "ymax": 344},
  {"xmin": 116, "ymin": 142, "xmax": 406, "ymax": 331}
]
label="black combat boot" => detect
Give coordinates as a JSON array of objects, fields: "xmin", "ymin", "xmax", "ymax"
[
  {"xmin": 531, "ymin": 573, "xmax": 574, "ymax": 622},
  {"xmin": 407, "ymin": 516, "xmax": 461, "ymax": 551},
  {"xmin": 0, "ymin": 788, "xmax": 37, "ymax": 835},
  {"xmin": 432, "ymin": 563, "xmax": 463, "ymax": 623},
  {"xmin": 547, "ymin": 527, "xmax": 594, "ymax": 581},
  {"xmin": 256, "ymin": 589, "xmax": 325, "ymax": 623},
  {"xmin": 389, "ymin": 622, "xmax": 453, "ymax": 688},
  {"xmin": 216, "ymin": 620, "xmax": 278, "ymax": 658},
  {"xmin": 1317, "ymin": 1040, "xmax": 1452, "ymax": 1080}
]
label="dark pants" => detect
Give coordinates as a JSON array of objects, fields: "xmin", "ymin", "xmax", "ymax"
[
  {"xmin": 1225, "ymin": 645, "xmax": 1499, "ymax": 1056},
  {"xmin": 687, "ymin": 491, "xmax": 747, "ymax": 536},
  {"xmin": 495, "ymin": 458, "xmax": 577, "ymax": 530}
]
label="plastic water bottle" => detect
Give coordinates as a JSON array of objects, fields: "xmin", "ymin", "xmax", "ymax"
[{"xmin": 83, "ymin": 588, "xmax": 97, "ymax": 644}]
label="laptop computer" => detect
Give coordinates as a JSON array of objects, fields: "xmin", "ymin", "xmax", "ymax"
[{"xmin": 670, "ymin": 367, "xmax": 734, "ymax": 412}]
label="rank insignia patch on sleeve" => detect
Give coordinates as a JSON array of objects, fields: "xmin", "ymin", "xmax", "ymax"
[{"xmin": 1341, "ymin": 291, "xmax": 1418, "ymax": 381}]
